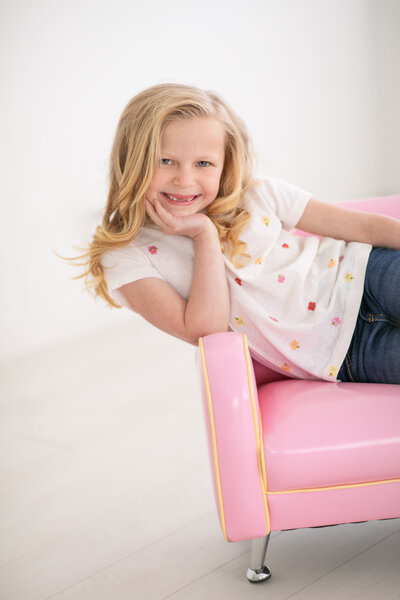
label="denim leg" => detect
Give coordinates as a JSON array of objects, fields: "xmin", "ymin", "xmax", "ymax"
[
  {"xmin": 338, "ymin": 248, "xmax": 400, "ymax": 384},
  {"xmin": 362, "ymin": 247, "xmax": 400, "ymax": 322}
]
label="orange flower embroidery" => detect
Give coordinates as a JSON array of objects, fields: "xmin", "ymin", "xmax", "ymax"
[
  {"xmin": 290, "ymin": 339, "xmax": 300, "ymax": 350},
  {"xmin": 254, "ymin": 256, "xmax": 263, "ymax": 265},
  {"xmin": 281, "ymin": 363, "xmax": 291, "ymax": 373},
  {"xmin": 328, "ymin": 259, "xmax": 337, "ymax": 268}
]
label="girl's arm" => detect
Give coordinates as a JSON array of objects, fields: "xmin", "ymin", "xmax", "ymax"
[
  {"xmin": 296, "ymin": 198, "xmax": 400, "ymax": 249},
  {"xmin": 118, "ymin": 199, "xmax": 230, "ymax": 345}
]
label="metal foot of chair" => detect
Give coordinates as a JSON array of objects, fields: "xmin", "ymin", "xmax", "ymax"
[{"xmin": 246, "ymin": 534, "xmax": 272, "ymax": 583}]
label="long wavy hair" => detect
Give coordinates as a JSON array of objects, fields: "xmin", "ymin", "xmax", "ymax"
[{"xmin": 63, "ymin": 83, "xmax": 256, "ymax": 308}]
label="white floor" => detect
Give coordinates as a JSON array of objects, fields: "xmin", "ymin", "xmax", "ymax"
[{"xmin": 0, "ymin": 317, "xmax": 399, "ymax": 600}]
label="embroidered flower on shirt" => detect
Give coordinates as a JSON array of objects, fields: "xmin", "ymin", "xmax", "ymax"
[
  {"xmin": 282, "ymin": 243, "xmax": 290, "ymax": 249},
  {"xmin": 277, "ymin": 274, "xmax": 286, "ymax": 283},
  {"xmin": 308, "ymin": 301, "xmax": 316, "ymax": 311},
  {"xmin": 262, "ymin": 216, "xmax": 271, "ymax": 227},
  {"xmin": 253, "ymin": 179, "xmax": 260, "ymax": 186},
  {"xmin": 331, "ymin": 317, "xmax": 342, "ymax": 327},
  {"xmin": 234, "ymin": 316, "xmax": 245, "ymax": 326},
  {"xmin": 290, "ymin": 339, "xmax": 300, "ymax": 350},
  {"xmin": 254, "ymin": 256, "xmax": 263, "ymax": 265},
  {"xmin": 339, "ymin": 255, "xmax": 344, "ymax": 263},
  {"xmin": 235, "ymin": 277, "xmax": 242, "ymax": 286},
  {"xmin": 328, "ymin": 259, "xmax": 337, "ymax": 268},
  {"xmin": 269, "ymin": 316, "xmax": 279, "ymax": 322},
  {"xmin": 281, "ymin": 363, "xmax": 291, "ymax": 373},
  {"xmin": 328, "ymin": 365, "xmax": 338, "ymax": 378},
  {"xmin": 344, "ymin": 272, "xmax": 354, "ymax": 282},
  {"xmin": 148, "ymin": 245, "xmax": 158, "ymax": 255}
]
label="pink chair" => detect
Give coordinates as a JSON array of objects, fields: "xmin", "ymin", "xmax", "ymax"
[{"xmin": 197, "ymin": 195, "xmax": 400, "ymax": 583}]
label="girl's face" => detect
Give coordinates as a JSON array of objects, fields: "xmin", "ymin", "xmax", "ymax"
[{"xmin": 146, "ymin": 116, "xmax": 225, "ymax": 216}]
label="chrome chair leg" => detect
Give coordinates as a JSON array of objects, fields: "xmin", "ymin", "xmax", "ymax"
[{"xmin": 246, "ymin": 534, "xmax": 272, "ymax": 583}]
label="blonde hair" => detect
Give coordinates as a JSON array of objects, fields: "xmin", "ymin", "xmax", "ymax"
[{"xmin": 64, "ymin": 83, "xmax": 255, "ymax": 308}]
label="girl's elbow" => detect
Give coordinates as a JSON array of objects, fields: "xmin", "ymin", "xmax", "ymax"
[{"xmin": 192, "ymin": 322, "xmax": 230, "ymax": 345}]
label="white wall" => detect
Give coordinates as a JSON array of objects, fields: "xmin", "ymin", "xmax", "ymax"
[{"xmin": 0, "ymin": 0, "xmax": 399, "ymax": 361}]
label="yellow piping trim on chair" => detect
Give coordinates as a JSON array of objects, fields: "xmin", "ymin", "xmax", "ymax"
[
  {"xmin": 266, "ymin": 477, "xmax": 400, "ymax": 495},
  {"xmin": 242, "ymin": 334, "xmax": 271, "ymax": 535},
  {"xmin": 198, "ymin": 337, "xmax": 228, "ymax": 541}
]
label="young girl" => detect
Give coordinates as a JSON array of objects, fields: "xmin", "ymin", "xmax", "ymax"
[{"xmin": 70, "ymin": 82, "xmax": 400, "ymax": 384}]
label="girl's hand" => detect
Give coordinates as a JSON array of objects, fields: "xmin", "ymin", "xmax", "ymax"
[{"xmin": 145, "ymin": 197, "xmax": 216, "ymax": 240}]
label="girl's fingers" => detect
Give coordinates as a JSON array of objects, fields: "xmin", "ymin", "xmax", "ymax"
[
  {"xmin": 152, "ymin": 197, "xmax": 172, "ymax": 222},
  {"xmin": 146, "ymin": 198, "xmax": 172, "ymax": 231},
  {"xmin": 145, "ymin": 199, "xmax": 161, "ymax": 223}
]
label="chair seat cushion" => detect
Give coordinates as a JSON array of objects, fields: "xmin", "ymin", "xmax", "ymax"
[{"xmin": 259, "ymin": 380, "xmax": 400, "ymax": 493}]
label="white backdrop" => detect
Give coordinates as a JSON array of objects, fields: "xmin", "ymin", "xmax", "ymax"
[{"xmin": 0, "ymin": 0, "xmax": 399, "ymax": 361}]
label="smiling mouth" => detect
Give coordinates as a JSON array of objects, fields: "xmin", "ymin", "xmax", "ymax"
[{"xmin": 162, "ymin": 192, "xmax": 200, "ymax": 203}]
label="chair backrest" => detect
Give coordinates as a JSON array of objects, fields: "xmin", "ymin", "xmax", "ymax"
[{"xmin": 252, "ymin": 358, "xmax": 288, "ymax": 386}]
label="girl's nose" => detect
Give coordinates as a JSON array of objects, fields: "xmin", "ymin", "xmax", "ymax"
[{"xmin": 173, "ymin": 167, "xmax": 195, "ymax": 188}]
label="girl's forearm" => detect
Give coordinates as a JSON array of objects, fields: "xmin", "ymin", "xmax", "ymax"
[
  {"xmin": 184, "ymin": 222, "xmax": 230, "ymax": 342},
  {"xmin": 368, "ymin": 214, "xmax": 400, "ymax": 250}
]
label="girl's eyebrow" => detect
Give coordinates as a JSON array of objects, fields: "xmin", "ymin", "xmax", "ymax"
[
  {"xmin": 161, "ymin": 152, "xmax": 219, "ymax": 162},
  {"xmin": 160, "ymin": 152, "xmax": 221, "ymax": 161}
]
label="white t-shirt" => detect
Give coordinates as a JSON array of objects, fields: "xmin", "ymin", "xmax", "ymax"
[{"xmin": 101, "ymin": 175, "xmax": 372, "ymax": 381}]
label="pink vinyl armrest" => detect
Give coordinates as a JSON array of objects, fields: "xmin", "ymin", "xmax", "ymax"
[{"xmin": 197, "ymin": 332, "xmax": 270, "ymax": 542}]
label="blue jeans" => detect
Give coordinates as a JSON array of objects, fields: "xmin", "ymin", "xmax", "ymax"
[{"xmin": 338, "ymin": 248, "xmax": 400, "ymax": 384}]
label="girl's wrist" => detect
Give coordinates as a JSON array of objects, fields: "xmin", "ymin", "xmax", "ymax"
[{"xmin": 192, "ymin": 217, "xmax": 218, "ymax": 242}]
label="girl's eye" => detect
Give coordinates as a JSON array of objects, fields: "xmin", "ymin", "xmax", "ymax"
[{"xmin": 160, "ymin": 158, "xmax": 211, "ymax": 167}]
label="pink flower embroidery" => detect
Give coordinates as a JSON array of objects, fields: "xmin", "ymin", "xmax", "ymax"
[
  {"xmin": 308, "ymin": 302, "xmax": 316, "ymax": 311},
  {"xmin": 269, "ymin": 316, "xmax": 279, "ymax": 322},
  {"xmin": 282, "ymin": 243, "xmax": 290, "ymax": 249},
  {"xmin": 277, "ymin": 274, "xmax": 286, "ymax": 283},
  {"xmin": 148, "ymin": 245, "xmax": 158, "ymax": 255},
  {"xmin": 339, "ymin": 255, "xmax": 344, "ymax": 263},
  {"xmin": 235, "ymin": 277, "xmax": 242, "ymax": 286},
  {"xmin": 331, "ymin": 317, "xmax": 342, "ymax": 327}
]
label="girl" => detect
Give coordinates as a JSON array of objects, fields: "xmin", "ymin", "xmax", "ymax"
[{"xmin": 69, "ymin": 83, "xmax": 400, "ymax": 384}]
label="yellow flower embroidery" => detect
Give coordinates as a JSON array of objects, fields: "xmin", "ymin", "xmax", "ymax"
[
  {"xmin": 281, "ymin": 363, "xmax": 291, "ymax": 373},
  {"xmin": 234, "ymin": 317, "xmax": 245, "ymax": 326},
  {"xmin": 262, "ymin": 216, "xmax": 271, "ymax": 227},
  {"xmin": 254, "ymin": 256, "xmax": 263, "ymax": 265},
  {"xmin": 344, "ymin": 272, "xmax": 354, "ymax": 282},
  {"xmin": 290, "ymin": 339, "xmax": 300, "ymax": 350},
  {"xmin": 328, "ymin": 365, "xmax": 338, "ymax": 377},
  {"xmin": 328, "ymin": 259, "xmax": 337, "ymax": 269}
]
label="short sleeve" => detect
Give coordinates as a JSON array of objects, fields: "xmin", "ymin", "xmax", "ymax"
[
  {"xmin": 256, "ymin": 174, "xmax": 312, "ymax": 230},
  {"xmin": 101, "ymin": 245, "xmax": 163, "ymax": 309}
]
